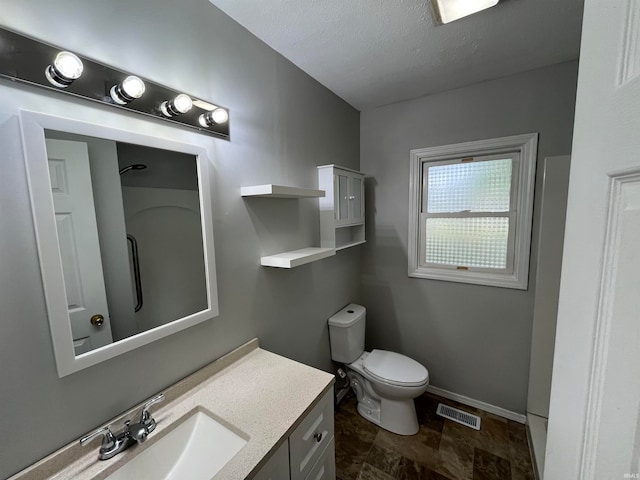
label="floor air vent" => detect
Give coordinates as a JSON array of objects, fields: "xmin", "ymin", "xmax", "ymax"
[{"xmin": 436, "ymin": 403, "xmax": 481, "ymax": 430}]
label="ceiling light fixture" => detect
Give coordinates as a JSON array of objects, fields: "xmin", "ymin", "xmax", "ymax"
[
  {"xmin": 110, "ymin": 75, "xmax": 146, "ymax": 105},
  {"xmin": 198, "ymin": 108, "xmax": 229, "ymax": 127},
  {"xmin": 160, "ymin": 94, "xmax": 193, "ymax": 117},
  {"xmin": 432, "ymin": 0, "xmax": 499, "ymax": 24},
  {"xmin": 45, "ymin": 51, "xmax": 83, "ymax": 88}
]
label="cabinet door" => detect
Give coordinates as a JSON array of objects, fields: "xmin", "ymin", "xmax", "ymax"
[
  {"xmin": 253, "ymin": 441, "xmax": 290, "ymax": 480},
  {"xmin": 289, "ymin": 390, "xmax": 334, "ymax": 480},
  {"xmin": 349, "ymin": 175, "xmax": 364, "ymax": 224},
  {"xmin": 334, "ymin": 172, "xmax": 351, "ymax": 225}
]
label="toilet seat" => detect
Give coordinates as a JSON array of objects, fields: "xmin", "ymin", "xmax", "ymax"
[{"xmin": 363, "ymin": 349, "xmax": 428, "ymax": 387}]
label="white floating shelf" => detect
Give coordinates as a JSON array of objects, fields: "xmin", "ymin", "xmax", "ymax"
[
  {"xmin": 241, "ymin": 184, "xmax": 325, "ymax": 198},
  {"xmin": 336, "ymin": 240, "xmax": 366, "ymax": 251},
  {"xmin": 261, "ymin": 247, "xmax": 336, "ymax": 268}
]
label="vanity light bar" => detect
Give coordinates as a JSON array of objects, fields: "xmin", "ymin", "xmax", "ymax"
[{"xmin": 0, "ymin": 26, "xmax": 230, "ymax": 140}]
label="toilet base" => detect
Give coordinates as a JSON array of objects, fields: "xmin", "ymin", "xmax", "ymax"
[
  {"xmin": 347, "ymin": 370, "xmax": 420, "ymax": 436},
  {"xmin": 377, "ymin": 397, "xmax": 420, "ymax": 435}
]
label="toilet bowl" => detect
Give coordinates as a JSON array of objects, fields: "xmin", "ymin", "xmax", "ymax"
[{"xmin": 328, "ymin": 304, "xmax": 429, "ymax": 435}]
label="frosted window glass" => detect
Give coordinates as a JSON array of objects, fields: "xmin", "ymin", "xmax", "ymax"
[
  {"xmin": 425, "ymin": 217, "xmax": 509, "ymax": 268},
  {"xmin": 426, "ymin": 159, "xmax": 512, "ymax": 213}
]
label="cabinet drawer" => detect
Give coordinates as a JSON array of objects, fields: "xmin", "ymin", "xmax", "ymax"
[
  {"xmin": 289, "ymin": 390, "xmax": 334, "ymax": 480},
  {"xmin": 305, "ymin": 436, "xmax": 335, "ymax": 480},
  {"xmin": 252, "ymin": 440, "xmax": 290, "ymax": 480}
]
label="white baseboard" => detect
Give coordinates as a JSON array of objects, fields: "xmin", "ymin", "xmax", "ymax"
[{"xmin": 425, "ymin": 385, "xmax": 527, "ymax": 424}]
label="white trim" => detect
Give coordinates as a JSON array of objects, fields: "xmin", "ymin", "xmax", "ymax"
[
  {"xmin": 19, "ymin": 109, "xmax": 220, "ymax": 377},
  {"xmin": 527, "ymin": 412, "xmax": 547, "ymax": 480},
  {"xmin": 425, "ymin": 385, "xmax": 527, "ymax": 424},
  {"xmin": 408, "ymin": 133, "xmax": 538, "ymax": 290}
]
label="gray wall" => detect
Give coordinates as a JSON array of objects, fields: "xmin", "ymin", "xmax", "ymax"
[
  {"xmin": 360, "ymin": 61, "xmax": 578, "ymax": 414},
  {"xmin": 0, "ymin": 1, "xmax": 359, "ymax": 477}
]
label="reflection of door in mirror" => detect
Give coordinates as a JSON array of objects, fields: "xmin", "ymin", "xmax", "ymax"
[{"xmin": 46, "ymin": 139, "xmax": 115, "ymax": 354}]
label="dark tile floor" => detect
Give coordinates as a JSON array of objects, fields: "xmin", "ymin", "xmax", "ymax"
[{"xmin": 334, "ymin": 391, "xmax": 535, "ymax": 480}]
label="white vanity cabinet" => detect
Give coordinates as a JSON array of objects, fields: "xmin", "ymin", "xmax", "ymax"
[
  {"xmin": 252, "ymin": 389, "xmax": 335, "ymax": 480},
  {"xmin": 318, "ymin": 165, "xmax": 365, "ymax": 250},
  {"xmin": 288, "ymin": 389, "xmax": 335, "ymax": 480}
]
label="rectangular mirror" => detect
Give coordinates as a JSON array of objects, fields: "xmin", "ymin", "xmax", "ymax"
[{"xmin": 21, "ymin": 110, "xmax": 219, "ymax": 377}]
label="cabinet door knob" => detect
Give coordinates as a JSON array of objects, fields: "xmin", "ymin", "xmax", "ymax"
[
  {"xmin": 348, "ymin": 195, "xmax": 355, "ymax": 200},
  {"xmin": 313, "ymin": 432, "xmax": 323, "ymax": 443}
]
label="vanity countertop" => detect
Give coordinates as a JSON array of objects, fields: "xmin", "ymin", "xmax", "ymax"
[{"xmin": 11, "ymin": 339, "xmax": 334, "ymax": 480}]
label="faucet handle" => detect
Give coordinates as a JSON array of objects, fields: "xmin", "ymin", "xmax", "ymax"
[
  {"xmin": 124, "ymin": 420, "xmax": 150, "ymax": 444},
  {"xmin": 140, "ymin": 393, "xmax": 165, "ymax": 431},
  {"xmin": 79, "ymin": 426, "xmax": 116, "ymax": 450}
]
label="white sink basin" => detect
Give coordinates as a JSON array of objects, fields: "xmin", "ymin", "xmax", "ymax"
[{"xmin": 105, "ymin": 409, "xmax": 247, "ymax": 480}]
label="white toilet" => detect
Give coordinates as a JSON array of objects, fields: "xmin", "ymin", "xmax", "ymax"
[{"xmin": 328, "ymin": 304, "xmax": 429, "ymax": 435}]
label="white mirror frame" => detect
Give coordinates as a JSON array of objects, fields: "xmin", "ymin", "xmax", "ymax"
[{"xmin": 20, "ymin": 109, "xmax": 219, "ymax": 377}]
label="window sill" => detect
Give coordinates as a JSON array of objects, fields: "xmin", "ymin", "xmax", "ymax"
[{"xmin": 408, "ymin": 267, "xmax": 527, "ymax": 290}]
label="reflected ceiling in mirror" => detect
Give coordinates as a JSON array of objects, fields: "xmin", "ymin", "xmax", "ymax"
[{"xmin": 21, "ymin": 110, "xmax": 219, "ymax": 377}]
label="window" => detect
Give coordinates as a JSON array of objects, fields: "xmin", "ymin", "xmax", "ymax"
[{"xmin": 408, "ymin": 133, "xmax": 538, "ymax": 289}]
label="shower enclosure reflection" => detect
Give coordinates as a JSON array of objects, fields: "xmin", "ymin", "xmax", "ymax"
[{"xmin": 45, "ymin": 130, "xmax": 208, "ymax": 356}]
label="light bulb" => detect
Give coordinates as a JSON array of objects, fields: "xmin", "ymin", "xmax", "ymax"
[
  {"xmin": 198, "ymin": 108, "xmax": 229, "ymax": 127},
  {"xmin": 110, "ymin": 76, "xmax": 145, "ymax": 105},
  {"xmin": 122, "ymin": 76, "xmax": 145, "ymax": 99},
  {"xmin": 172, "ymin": 94, "xmax": 192, "ymax": 113},
  {"xmin": 160, "ymin": 94, "xmax": 193, "ymax": 117},
  {"xmin": 211, "ymin": 108, "xmax": 229, "ymax": 124},
  {"xmin": 45, "ymin": 51, "xmax": 83, "ymax": 88}
]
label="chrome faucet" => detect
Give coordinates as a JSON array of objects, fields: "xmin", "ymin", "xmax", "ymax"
[{"xmin": 80, "ymin": 393, "xmax": 165, "ymax": 460}]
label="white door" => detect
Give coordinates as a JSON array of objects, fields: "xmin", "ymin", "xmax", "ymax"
[
  {"xmin": 545, "ymin": 0, "xmax": 640, "ymax": 478},
  {"xmin": 46, "ymin": 139, "xmax": 113, "ymax": 354}
]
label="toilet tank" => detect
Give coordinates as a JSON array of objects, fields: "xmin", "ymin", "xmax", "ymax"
[{"xmin": 328, "ymin": 304, "xmax": 366, "ymax": 364}]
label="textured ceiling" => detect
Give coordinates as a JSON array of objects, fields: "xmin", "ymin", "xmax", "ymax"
[{"xmin": 209, "ymin": 0, "xmax": 584, "ymax": 111}]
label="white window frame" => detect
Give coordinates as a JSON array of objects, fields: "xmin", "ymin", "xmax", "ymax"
[{"xmin": 408, "ymin": 133, "xmax": 538, "ymax": 289}]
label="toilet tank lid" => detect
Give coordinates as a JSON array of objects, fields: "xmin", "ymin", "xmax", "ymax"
[{"xmin": 328, "ymin": 304, "xmax": 366, "ymax": 327}]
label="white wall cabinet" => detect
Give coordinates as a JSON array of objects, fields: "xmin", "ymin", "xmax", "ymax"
[
  {"xmin": 254, "ymin": 389, "xmax": 335, "ymax": 480},
  {"xmin": 318, "ymin": 165, "xmax": 365, "ymax": 250}
]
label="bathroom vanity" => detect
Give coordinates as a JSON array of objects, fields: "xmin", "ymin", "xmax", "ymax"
[{"xmin": 9, "ymin": 339, "xmax": 335, "ymax": 480}]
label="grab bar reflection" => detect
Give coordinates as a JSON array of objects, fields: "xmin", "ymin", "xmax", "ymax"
[{"xmin": 126, "ymin": 234, "xmax": 143, "ymax": 312}]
